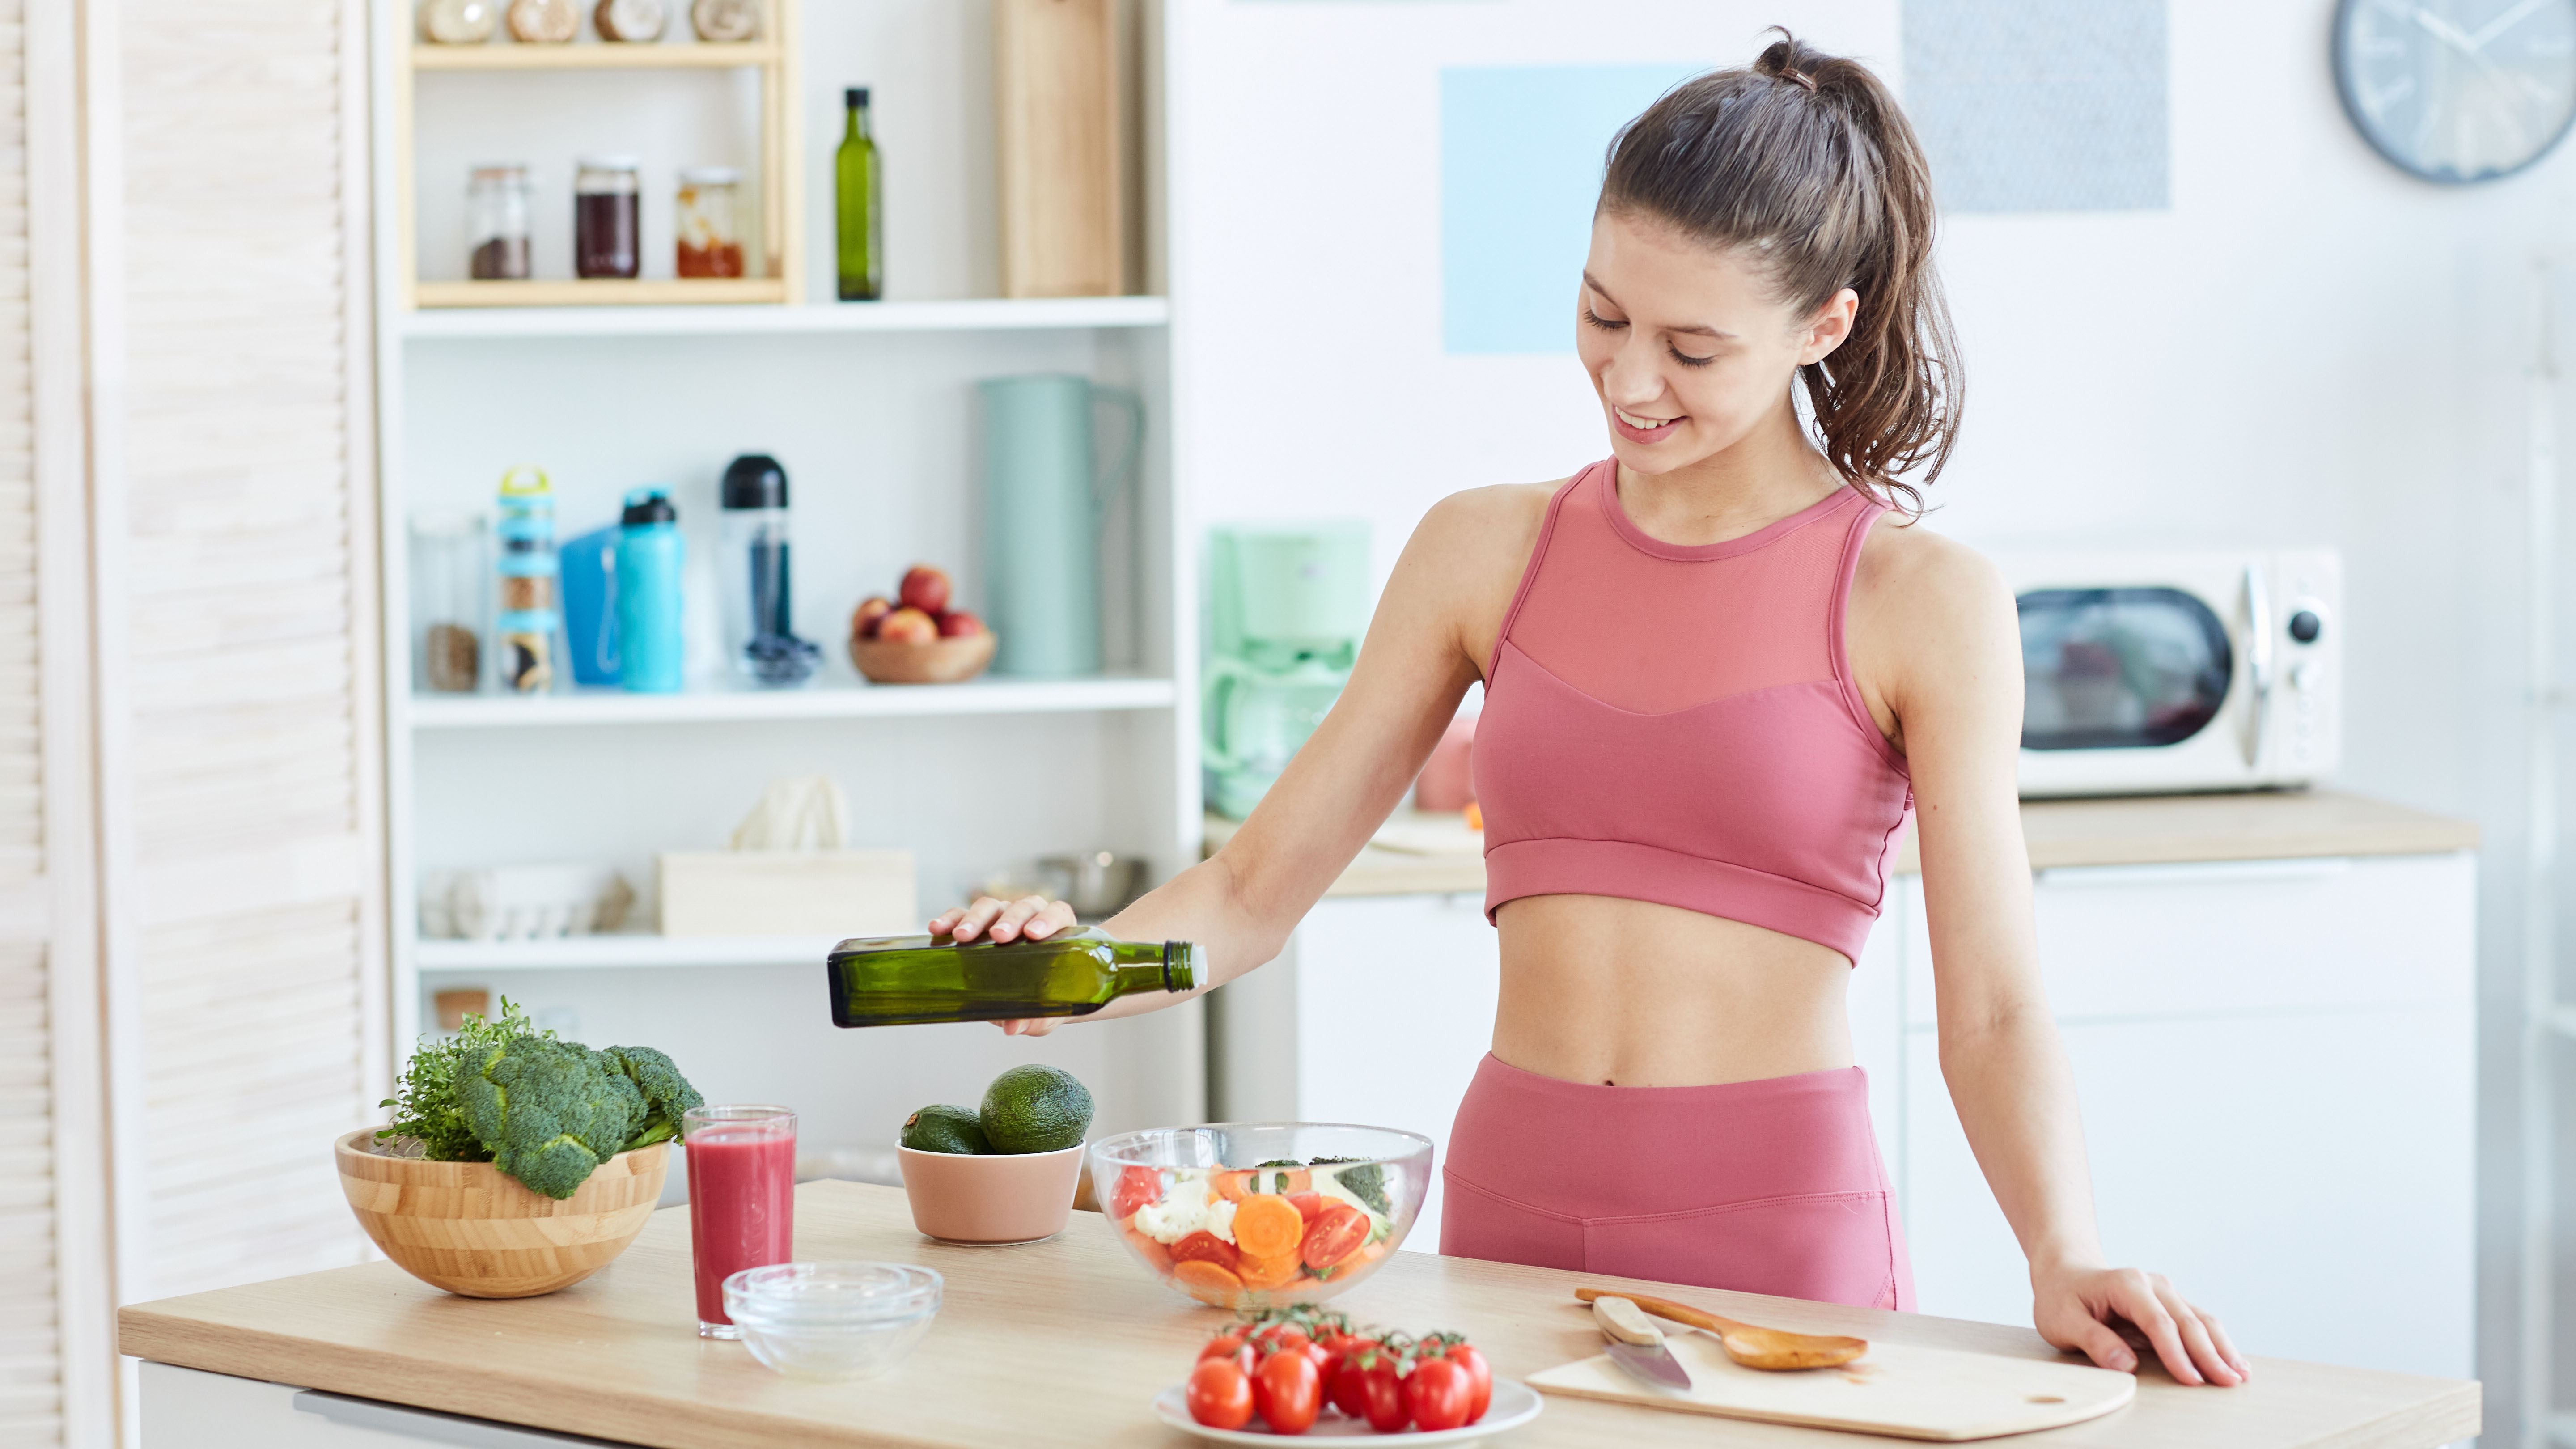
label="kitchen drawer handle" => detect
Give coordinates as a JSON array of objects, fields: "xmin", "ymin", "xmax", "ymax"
[
  {"xmin": 2037, "ymin": 856, "xmax": 2353, "ymax": 888},
  {"xmin": 292, "ymin": 1389, "xmax": 633, "ymax": 1446}
]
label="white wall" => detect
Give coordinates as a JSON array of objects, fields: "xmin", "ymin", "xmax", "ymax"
[{"xmin": 1171, "ymin": 0, "xmax": 2573, "ymax": 1436}]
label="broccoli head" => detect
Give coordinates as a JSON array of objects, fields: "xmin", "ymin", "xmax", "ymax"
[
  {"xmin": 1309, "ymin": 1156, "xmax": 1393, "ymax": 1218},
  {"xmin": 457, "ymin": 1038, "xmax": 648, "ymax": 1199},
  {"xmin": 602, "ymin": 1044, "xmax": 704, "ymax": 1150}
]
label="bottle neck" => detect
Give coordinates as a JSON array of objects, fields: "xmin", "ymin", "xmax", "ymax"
[{"xmin": 845, "ymin": 104, "xmax": 871, "ymax": 142}]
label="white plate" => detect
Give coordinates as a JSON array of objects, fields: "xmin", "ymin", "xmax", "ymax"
[{"xmin": 1151, "ymin": 1376, "xmax": 1542, "ymax": 1444}]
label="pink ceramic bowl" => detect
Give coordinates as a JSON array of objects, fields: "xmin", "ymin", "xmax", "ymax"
[{"xmin": 897, "ymin": 1142, "xmax": 1086, "ymax": 1244}]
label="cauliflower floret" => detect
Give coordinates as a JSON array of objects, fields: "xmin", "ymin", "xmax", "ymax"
[{"xmin": 1130, "ymin": 1173, "xmax": 1239, "ymax": 1245}]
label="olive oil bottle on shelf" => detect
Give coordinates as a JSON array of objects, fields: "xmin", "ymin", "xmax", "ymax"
[
  {"xmin": 826, "ymin": 928, "xmax": 1200, "ymax": 1027},
  {"xmin": 835, "ymin": 87, "xmax": 882, "ymax": 301}
]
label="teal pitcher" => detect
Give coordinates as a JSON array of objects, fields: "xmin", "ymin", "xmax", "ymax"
[{"xmin": 978, "ymin": 375, "xmax": 1144, "ymax": 678}]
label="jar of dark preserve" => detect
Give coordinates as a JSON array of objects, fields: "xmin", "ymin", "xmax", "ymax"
[{"xmin": 574, "ymin": 155, "xmax": 640, "ymax": 280}]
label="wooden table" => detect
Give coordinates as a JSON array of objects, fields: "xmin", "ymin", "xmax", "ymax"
[{"xmin": 120, "ymin": 1181, "xmax": 2477, "ymax": 1448}]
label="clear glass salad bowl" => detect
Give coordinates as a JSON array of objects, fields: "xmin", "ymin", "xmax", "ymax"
[{"xmin": 1090, "ymin": 1123, "xmax": 1432, "ymax": 1310}]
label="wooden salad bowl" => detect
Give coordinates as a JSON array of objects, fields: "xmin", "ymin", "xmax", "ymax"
[
  {"xmin": 849, "ymin": 630, "xmax": 997, "ymax": 685},
  {"xmin": 333, "ymin": 1128, "xmax": 667, "ymax": 1298}
]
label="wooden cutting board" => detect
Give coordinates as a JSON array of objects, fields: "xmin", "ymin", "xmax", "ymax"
[{"xmin": 1530, "ymin": 1330, "xmax": 2135, "ymax": 1441}]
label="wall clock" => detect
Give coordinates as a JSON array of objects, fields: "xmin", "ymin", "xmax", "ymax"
[{"xmin": 2334, "ymin": 0, "xmax": 2576, "ymax": 182}]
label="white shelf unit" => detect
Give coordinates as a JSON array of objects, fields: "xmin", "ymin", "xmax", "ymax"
[
  {"xmin": 411, "ymin": 674, "xmax": 1178, "ymax": 729},
  {"xmin": 417, "ymin": 935, "xmax": 844, "ymax": 971},
  {"xmin": 397, "ymin": 294, "xmax": 1173, "ymax": 340},
  {"xmin": 368, "ymin": 0, "xmax": 1205, "ymax": 1158}
]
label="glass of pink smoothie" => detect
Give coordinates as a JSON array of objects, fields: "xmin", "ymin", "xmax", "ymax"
[{"xmin": 684, "ymin": 1104, "xmax": 797, "ymax": 1338}]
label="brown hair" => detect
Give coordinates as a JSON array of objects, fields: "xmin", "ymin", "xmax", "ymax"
[{"xmin": 1599, "ymin": 31, "xmax": 1959, "ymax": 514}]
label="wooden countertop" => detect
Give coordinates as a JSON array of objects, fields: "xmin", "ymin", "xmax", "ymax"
[
  {"xmin": 121, "ymin": 1180, "xmax": 2472, "ymax": 1448},
  {"xmin": 1208, "ymin": 790, "xmax": 2480, "ymax": 900}
]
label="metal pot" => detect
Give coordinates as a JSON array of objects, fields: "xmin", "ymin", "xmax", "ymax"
[{"xmin": 1037, "ymin": 851, "xmax": 1146, "ymax": 918}]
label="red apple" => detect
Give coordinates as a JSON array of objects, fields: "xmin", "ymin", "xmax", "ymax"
[
  {"xmin": 851, "ymin": 595, "xmax": 893, "ymax": 639},
  {"xmin": 899, "ymin": 564, "xmax": 952, "ymax": 616},
  {"xmin": 938, "ymin": 609, "xmax": 985, "ymax": 638},
  {"xmin": 877, "ymin": 606, "xmax": 939, "ymax": 644}
]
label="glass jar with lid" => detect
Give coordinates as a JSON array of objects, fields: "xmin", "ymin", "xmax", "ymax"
[
  {"xmin": 410, "ymin": 511, "xmax": 488, "ymax": 693},
  {"xmin": 467, "ymin": 164, "xmax": 532, "ymax": 281},
  {"xmin": 676, "ymin": 167, "xmax": 745, "ymax": 278},
  {"xmin": 574, "ymin": 156, "xmax": 641, "ymax": 280}
]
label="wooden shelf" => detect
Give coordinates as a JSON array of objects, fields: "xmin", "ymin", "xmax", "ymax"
[
  {"xmin": 411, "ymin": 42, "xmax": 781, "ymax": 71},
  {"xmin": 413, "ymin": 278, "xmax": 789, "ymax": 309},
  {"xmin": 416, "ymin": 933, "xmax": 841, "ymax": 971},
  {"xmin": 407, "ymin": 674, "xmax": 1178, "ymax": 729},
  {"xmin": 399, "ymin": 293, "xmax": 1173, "ymax": 338}
]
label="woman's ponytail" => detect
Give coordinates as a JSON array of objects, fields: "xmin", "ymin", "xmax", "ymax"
[{"xmin": 1600, "ymin": 32, "xmax": 1960, "ymax": 514}]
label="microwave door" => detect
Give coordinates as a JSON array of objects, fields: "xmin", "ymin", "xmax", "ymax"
[{"xmin": 2015, "ymin": 573, "xmax": 2253, "ymax": 796}]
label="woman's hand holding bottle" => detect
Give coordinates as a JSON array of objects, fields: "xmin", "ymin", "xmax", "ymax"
[{"xmin": 929, "ymin": 894, "xmax": 1082, "ymax": 1036}]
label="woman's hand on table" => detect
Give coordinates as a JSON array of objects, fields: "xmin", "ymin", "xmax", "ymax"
[
  {"xmin": 2034, "ymin": 1258, "xmax": 2246, "ymax": 1386},
  {"xmin": 928, "ymin": 894, "xmax": 1080, "ymax": 1037}
]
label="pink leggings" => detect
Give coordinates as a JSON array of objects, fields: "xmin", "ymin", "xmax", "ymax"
[{"xmin": 1440, "ymin": 1054, "xmax": 1915, "ymax": 1311}]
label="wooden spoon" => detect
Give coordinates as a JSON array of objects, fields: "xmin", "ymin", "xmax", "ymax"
[{"xmin": 1574, "ymin": 1288, "xmax": 1868, "ymax": 1371}]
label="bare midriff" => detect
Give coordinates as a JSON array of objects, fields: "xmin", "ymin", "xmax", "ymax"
[{"xmin": 1490, "ymin": 893, "xmax": 1853, "ymax": 1088}]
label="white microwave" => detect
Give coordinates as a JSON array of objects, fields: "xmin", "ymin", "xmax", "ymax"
[{"xmin": 1994, "ymin": 550, "xmax": 2341, "ymax": 798}]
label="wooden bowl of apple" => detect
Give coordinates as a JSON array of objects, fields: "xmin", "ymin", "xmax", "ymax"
[{"xmin": 849, "ymin": 565, "xmax": 996, "ymax": 685}]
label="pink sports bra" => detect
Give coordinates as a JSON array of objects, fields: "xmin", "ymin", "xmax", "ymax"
[{"xmin": 1471, "ymin": 460, "xmax": 1914, "ymax": 963}]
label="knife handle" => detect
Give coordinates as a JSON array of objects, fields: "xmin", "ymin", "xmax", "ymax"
[{"xmin": 1575, "ymin": 1287, "xmax": 1743, "ymax": 1336}]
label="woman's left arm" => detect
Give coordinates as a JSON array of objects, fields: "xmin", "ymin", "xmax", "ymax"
[{"xmin": 1858, "ymin": 527, "xmax": 2248, "ymax": 1387}]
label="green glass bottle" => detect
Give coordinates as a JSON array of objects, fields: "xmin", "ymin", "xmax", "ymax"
[
  {"xmin": 826, "ymin": 928, "xmax": 1201, "ymax": 1027},
  {"xmin": 835, "ymin": 87, "xmax": 882, "ymax": 301}
]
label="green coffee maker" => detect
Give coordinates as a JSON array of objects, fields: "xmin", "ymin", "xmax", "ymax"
[{"xmin": 1203, "ymin": 522, "xmax": 1371, "ymax": 819}]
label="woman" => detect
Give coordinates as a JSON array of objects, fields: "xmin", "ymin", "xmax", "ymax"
[{"xmin": 935, "ymin": 34, "xmax": 2246, "ymax": 1387}]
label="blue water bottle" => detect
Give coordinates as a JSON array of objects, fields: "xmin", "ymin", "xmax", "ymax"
[{"xmin": 616, "ymin": 487, "xmax": 684, "ymax": 694}]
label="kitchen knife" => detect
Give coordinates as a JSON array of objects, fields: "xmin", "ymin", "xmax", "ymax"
[{"xmin": 1593, "ymin": 1295, "xmax": 1693, "ymax": 1391}]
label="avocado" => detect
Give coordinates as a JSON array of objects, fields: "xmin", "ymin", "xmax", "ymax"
[
  {"xmin": 900, "ymin": 1103, "xmax": 992, "ymax": 1155},
  {"xmin": 979, "ymin": 1063, "xmax": 1094, "ymax": 1154}
]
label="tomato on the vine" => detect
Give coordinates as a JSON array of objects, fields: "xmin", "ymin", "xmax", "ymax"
[
  {"xmin": 1186, "ymin": 1357, "xmax": 1254, "ymax": 1429},
  {"xmin": 1248, "ymin": 1323, "xmax": 1310, "ymax": 1360},
  {"xmin": 1354, "ymin": 1350, "xmax": 1409, "ymax": 1432},
  {"xmin": 1323, "ymin": 1336, "xmax": 1379, "ymax": 1417},
  {"xmin": 1405, "ymin": 1356, "xmax": 1474, "ymax": 1431},
  {"xmin": 1254, "ymin": 1348, "xmax": 1322, "ymax": 1434},
  {"xmin": 1441, "ymin": 1341, "xmax": 1493, "ymax": 1421}
]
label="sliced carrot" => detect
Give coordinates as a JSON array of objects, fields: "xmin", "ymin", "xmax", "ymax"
[
  {"xmin": 1232, "ymin": 1193, "xmax": 1304, "ymax": 1260},
  {"xmin": 1173, "ymin": 1258, "xmax": 1246, "ymax": 1305},
  {"xmin": 1212, "ymin": 1169, "xmax": 1254, "ymax": 1203},
  {"xmin": 1237, "ymin": 1251, "xmax": 1301, "ymax": 1290},
  {"xmin": 1267, "ymin": 1167, "xmax": 1312, "ymax": 1194}
]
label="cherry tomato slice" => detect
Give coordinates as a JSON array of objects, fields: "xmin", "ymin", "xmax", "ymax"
[
  {"xmin": 1284, "ymin": 1191, "xmax": 1326, "ymax": 1223},
  {"xmin": 1301, "ymin": 1205, "xmax": 1369, "ymax": 1270},
  {"xmin": 1187, "ymin": 1357, "xmax": 1254, "ymax": 1430},
  {"xmin": 1169, "ymin": 1230, "xmax": 1240, "ymax": 1270},
  {"xmin": 1254, "ymin": 1348, "xmax": 1322, "ymax": 1434},
  {"xmin": 1110, "ymin": 1165, "xmax": 1162, "ymax": 1220}
]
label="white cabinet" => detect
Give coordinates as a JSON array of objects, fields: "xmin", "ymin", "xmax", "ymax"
[
  {"xmin": 1885, "ymin": 853, "xmax": 2476, "ymax": 1381},
  {"xmin": 1258, "ymin": 849, "xmax": 2476, "ymax": 1384}
]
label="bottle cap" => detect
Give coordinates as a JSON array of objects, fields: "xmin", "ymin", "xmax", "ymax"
[
  {"xmin": 847, "ymin": 86, "xmax": 870, "ymax": 108},
  {"xmin": 720, "ymin": 453, "xmax": 788, "ymax": 510},
  {"xmin": 621, "ymin": 487, "xmax": 677, "ymax": 526}
]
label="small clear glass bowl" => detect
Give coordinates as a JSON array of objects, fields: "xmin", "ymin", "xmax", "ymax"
[
  {"xmin": 1090, "ymin": 1123, "xmax": 1433, "ymax": 1311},
  {"xmin": 721, "ymin": 1261, "xmax": 942, "ymax": 1381}
]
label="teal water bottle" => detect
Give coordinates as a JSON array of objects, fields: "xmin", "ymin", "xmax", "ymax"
[{"xmin": 616, "ymin": 487, "xmax": 684, "ymax": 694}]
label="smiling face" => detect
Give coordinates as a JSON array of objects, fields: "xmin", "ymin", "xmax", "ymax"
[{"xmin": 1577, "ymin": 209, "xmax": 1858, "ymax": 476}]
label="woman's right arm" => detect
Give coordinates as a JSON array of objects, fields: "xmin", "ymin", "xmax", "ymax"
[{"xmin": 933, "ymin": 484, "xmax": 1548, "ymax": 1034}]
